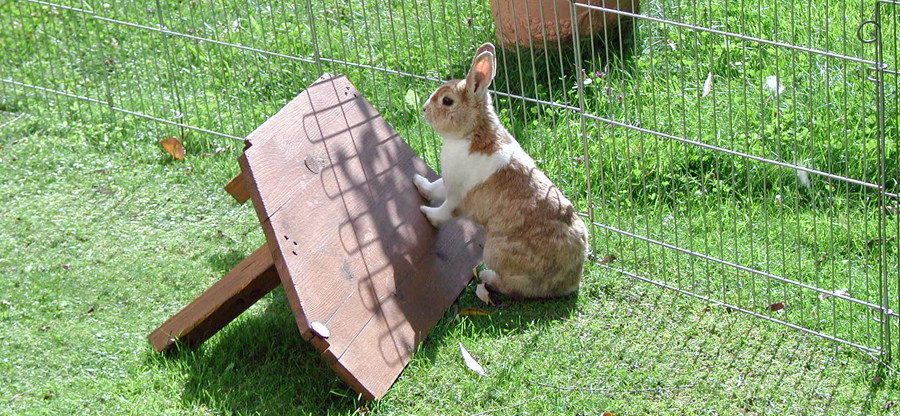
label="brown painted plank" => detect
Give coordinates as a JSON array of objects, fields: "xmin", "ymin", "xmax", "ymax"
[
  {"xmin": 326, "ymin": 220, "xmax": 483, "ymax": 399},
  {"xmin": 239, "ymin": 73, "xmax": 484, "ymax": 399},
  {"xmin": 238, "ymin": 149, "xmax": 314, "ymax": 336},
  {"xmin": 148, "ymin": 244, "xmax": 280, "ymax": 352},
  {"xmin": 239, "ymin": 74, "xmax": 409, "ymax": 339},
  {"xmin": 223, "ymin": 172, "xmax": 251, "ymax": 204}
]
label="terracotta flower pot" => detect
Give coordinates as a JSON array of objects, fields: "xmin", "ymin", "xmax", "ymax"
[{"xmin": 490, "ymin": 0, "xmax": 640, "ymax": 49}]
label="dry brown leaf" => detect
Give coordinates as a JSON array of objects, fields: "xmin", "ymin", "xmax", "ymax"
[
  {"xmin": 599, "ymin": 254, "xmax": 617, "ymax": 264},
  {"xmin": 601, "ymin": 413, "xmax": 614, "ymax": 416},
  {"xmin": 159, "ymin": 136, "xmax": 185, "ymax": 160},
  {"xmin": 459, "ymin": 308, "xmax": 491, "ymax": 316},
  {"xmin": 475, "ymin": 283, "xmax": 493, "ymax": 305},
  {"xmin": 459, "ymin": 342, "xmax": 486, "ymax": 376},
  {"xmin": 701, "ymin": 71, "xmax": 713, "ymax": 98},
  {"xmin": 767, "ymin": 302, "xmax": 784, "ymax": 311},
  {"xmin": 92, "ymin": 186, "xmax": 114, "ymax": 195},
  {"xmin": 815, "ymin": 254, "xmax": 827, "ymax": 266}
]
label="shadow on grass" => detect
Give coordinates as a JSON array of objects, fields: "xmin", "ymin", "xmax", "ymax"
[
  {"xmin": 146, "ymin": 284, "xmax": 577, "ymax": 414},
  {"xmin": 206, "ymin": 250, "xmax": 252, "ymax": 277},
  {"xmin": 416, "ymin": 284, "xmax": 580, "ymax": 363},
  {"xmin": 492, "ymin": 22, "xmax": 637, "ymax": 98},
  {"xmin": 488, "ymin": 24, "xmax": 639, "ymax": 144},
  {"xmin": 862, "ymin": 365, "xmax": 895, "ymax": 414},
  {"xmin": 471, "ymin": 291, "xmax": 580, "ymax": 335},
  {"xmin": 153, "ymin": 289, "xmax": 364, "ymax": 415}
]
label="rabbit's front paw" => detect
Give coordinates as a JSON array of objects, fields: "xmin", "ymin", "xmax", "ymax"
[
  {"xmin": 420, "ymin": 205, "xmax": 451, "ymax": 228},
  {"xmin": 413, "ymin": 174, "xmax": 446, "ymax": 202},
  {"xmin": 413, "ymin": 174, "xmax": 430, "ymax": 197}
]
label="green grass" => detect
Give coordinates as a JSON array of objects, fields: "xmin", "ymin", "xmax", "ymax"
[
  {"xmin": 0, "ymin": 116, "xmax": 898, "ymax": 415},
  {"xmin": 2, "ymin": 0, "xmax": 900, "ymax": 413}
]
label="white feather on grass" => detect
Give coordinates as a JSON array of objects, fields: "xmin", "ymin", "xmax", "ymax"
[
  {"xmin": 459, "ymin": 342, "xmax": 486, "ymax": 376},
  {"xmin": 763, "ymin": 75, "xmax": 786, "ymax": 97},
  {"xmin": 701, "ymin": 72, "xmax": 713, "ymax": 98},
  {"xmin": 797, "ymin": 169, "xmax": 810, "ymax": 188}
]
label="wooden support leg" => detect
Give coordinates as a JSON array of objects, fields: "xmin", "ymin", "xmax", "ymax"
[
  {"xmin": 148, "ymin": 244, "xmax": 280, "ymax": 352},
  {"xmin": 224, "ymin": 171, "xmax": 251, "ymax": 204}
]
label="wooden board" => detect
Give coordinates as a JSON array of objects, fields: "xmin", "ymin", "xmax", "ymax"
[
  {"xmin": 239, "ymin": 73, "xmax": 483, "ymax": 399},
  {"xmin": 224, "ymin": 172, "xmax": 251, "ymax": 204},
  {"xmin": 148, "ymin": 244, "xmax": 280, "ymax": 352}
]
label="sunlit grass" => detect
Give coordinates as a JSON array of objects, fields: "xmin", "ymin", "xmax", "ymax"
[{"xmin": 1, "ymin": 0, "xmax": 899, "ymax": 414}]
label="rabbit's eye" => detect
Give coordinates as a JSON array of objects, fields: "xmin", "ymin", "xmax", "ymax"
[{"xmin": 442, "ymin": 97, "xmax": 454, "ymax": 106}]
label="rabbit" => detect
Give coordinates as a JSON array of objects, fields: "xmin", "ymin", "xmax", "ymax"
[{"xmin": 414, "ymin": 42, "xmax": 589, "ymax": 299}]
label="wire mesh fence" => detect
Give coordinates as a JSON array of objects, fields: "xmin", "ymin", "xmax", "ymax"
[{"xmin": 1, "ymin": 0, "xmax": 897, "ymax": 358}]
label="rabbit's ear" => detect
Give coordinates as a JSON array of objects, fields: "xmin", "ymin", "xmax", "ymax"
[
  {"xmin": 474, "ymin": 42, "xmax": 495, "ymax": 58},
  {"xmin": 466, "ymin": 45, "xmax": 496, "ymax": 99}
]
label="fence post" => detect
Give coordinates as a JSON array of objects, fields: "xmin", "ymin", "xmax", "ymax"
[
  {"xmin": 567, "ymin": 0, "xmax": 596, "ymax": 229},
  {"xmin": 872, "ymin": 2, "xmax": 891, "ymax": 362},
  {"xmin": 88, "ymin": 1, "xmax": 116, "ymax": 124},
  {"xmin": 859, "ymin": 3, "xmax": 891, "ymax": 361},
  {"xmin": 154, "ymin": 0, "xmax": 186, "ymax": 139},
  {"xmin": 304, "ymin": 0, "xmax": 323, "ymax": 77}
]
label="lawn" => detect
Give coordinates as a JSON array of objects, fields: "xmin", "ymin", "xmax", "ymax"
[{"xmin": 2, "ymin": 0, "xmax": 900, "ymax": 414}]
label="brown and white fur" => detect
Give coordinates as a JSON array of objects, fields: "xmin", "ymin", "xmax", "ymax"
[{"xmin": 414, "ymin": 43, "xmax": 589, "ymax": 299}]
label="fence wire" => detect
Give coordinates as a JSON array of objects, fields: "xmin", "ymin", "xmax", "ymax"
[{"xmin": 1, "ymin": 0, "xmax": 897, "ymax": 358}]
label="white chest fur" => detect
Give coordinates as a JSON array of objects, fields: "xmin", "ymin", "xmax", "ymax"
[{"xmin": 439, "ymin": 136, "xmax": 515, "ymax": 197}]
